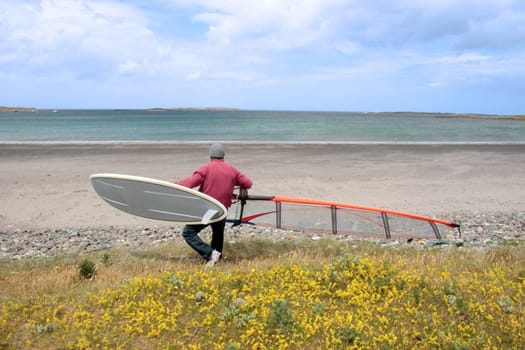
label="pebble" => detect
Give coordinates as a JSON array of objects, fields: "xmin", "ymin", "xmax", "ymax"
[{"xmin": 0, "ymin": 211, "xmax": 523, "ymax": 260}]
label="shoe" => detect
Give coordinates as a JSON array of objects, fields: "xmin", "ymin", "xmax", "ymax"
[{"xmin": 205, "ymin": 250, "xmax": 221, "ymax": 268}]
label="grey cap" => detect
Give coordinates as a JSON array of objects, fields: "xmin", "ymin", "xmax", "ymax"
[{"xmin": 209, "ymin": 143, "xmax": 225, "ymax": 158}]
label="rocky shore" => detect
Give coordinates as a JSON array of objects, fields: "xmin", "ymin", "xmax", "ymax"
[{"xmin": 1, "ymin": 211, "xmax": 523, "ymax": 260}]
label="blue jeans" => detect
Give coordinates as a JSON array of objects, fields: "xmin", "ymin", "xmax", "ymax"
[{"xmin": 182, "ymin": 219, "xmax": 226, "ymax": 260}]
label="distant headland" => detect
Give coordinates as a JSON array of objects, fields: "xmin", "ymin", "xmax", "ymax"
[
  {"xmin": 0, "ymin": 106, "xmax": 240, "ymax": 113},
  {"xmin": 434, "ymin": 113, "xmax": 525, "ymax": 121},
  {"xmin": 0, "ymin": 106, "xmax": 41, "ymax": 112}
]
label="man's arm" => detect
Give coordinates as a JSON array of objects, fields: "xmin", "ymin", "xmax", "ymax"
[
  {"xmin": 237, "ymin": 173, "xmax": 253, "ymax": 189},
  {"xmin": 177, "ymin": 172, "xmax": 204, "ymax": 188}
]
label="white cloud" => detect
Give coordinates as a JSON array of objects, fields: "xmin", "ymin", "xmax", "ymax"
[
  {"xmin": 1, "ymin": 0, "xmax": 524, "ymax": 112},
  {"xmin": 0, "ymin": 0, "xmax": 158, "ymax": 78},
  {"xmin": 170, "ymin": 0, "xmax": 348, "ymax": 49}
]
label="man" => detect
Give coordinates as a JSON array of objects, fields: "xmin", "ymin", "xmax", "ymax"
[{"xmin": 176, "ymin": 144, "xmax": 253, "ymax": 267}]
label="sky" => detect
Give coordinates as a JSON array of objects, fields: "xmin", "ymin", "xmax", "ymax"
[{"xmin": 1, "ymin": 0, "xmax": 524, "ymax": 114}]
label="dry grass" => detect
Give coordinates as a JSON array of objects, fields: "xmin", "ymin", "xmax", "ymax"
[
  {"xmin": 2, "ymin": 238, "xmax": 525, "ymax": 303},
  {"xmin": 0, "ymin": 238, "xmax": 321, "ymax": 302}
]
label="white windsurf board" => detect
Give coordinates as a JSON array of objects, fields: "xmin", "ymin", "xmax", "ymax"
[{"xmin": 90, "ymin": 173, "xmax": 227, "ymax": 224}]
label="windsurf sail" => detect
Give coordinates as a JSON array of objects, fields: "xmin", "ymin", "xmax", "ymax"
[{"xmin": 229, "ymin": 192, "xmax": 461, "ymax": 240}]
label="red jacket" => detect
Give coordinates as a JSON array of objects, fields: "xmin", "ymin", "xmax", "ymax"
[{"xmin": 177, "ymin": 159, "xmax": 252, "ymax": 208}]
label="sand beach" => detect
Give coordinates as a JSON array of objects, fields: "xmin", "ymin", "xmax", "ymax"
[{"xmin": 1, "ymin": 143, "xmax": 524, "ymax": 258}]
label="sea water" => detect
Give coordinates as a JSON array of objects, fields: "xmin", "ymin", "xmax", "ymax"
[{"xmin": 1, "ymin": 109, "xmax": 524, "ymax": 143}]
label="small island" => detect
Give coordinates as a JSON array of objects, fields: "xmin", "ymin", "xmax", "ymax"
[{"xmin": 146, "ymin": 107, "xmax": 240, "ymax": 112}]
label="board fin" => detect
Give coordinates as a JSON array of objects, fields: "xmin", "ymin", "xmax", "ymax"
[{"xmin": 201, "ymin": 209, "xmax": 218, "ymax": 224}]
